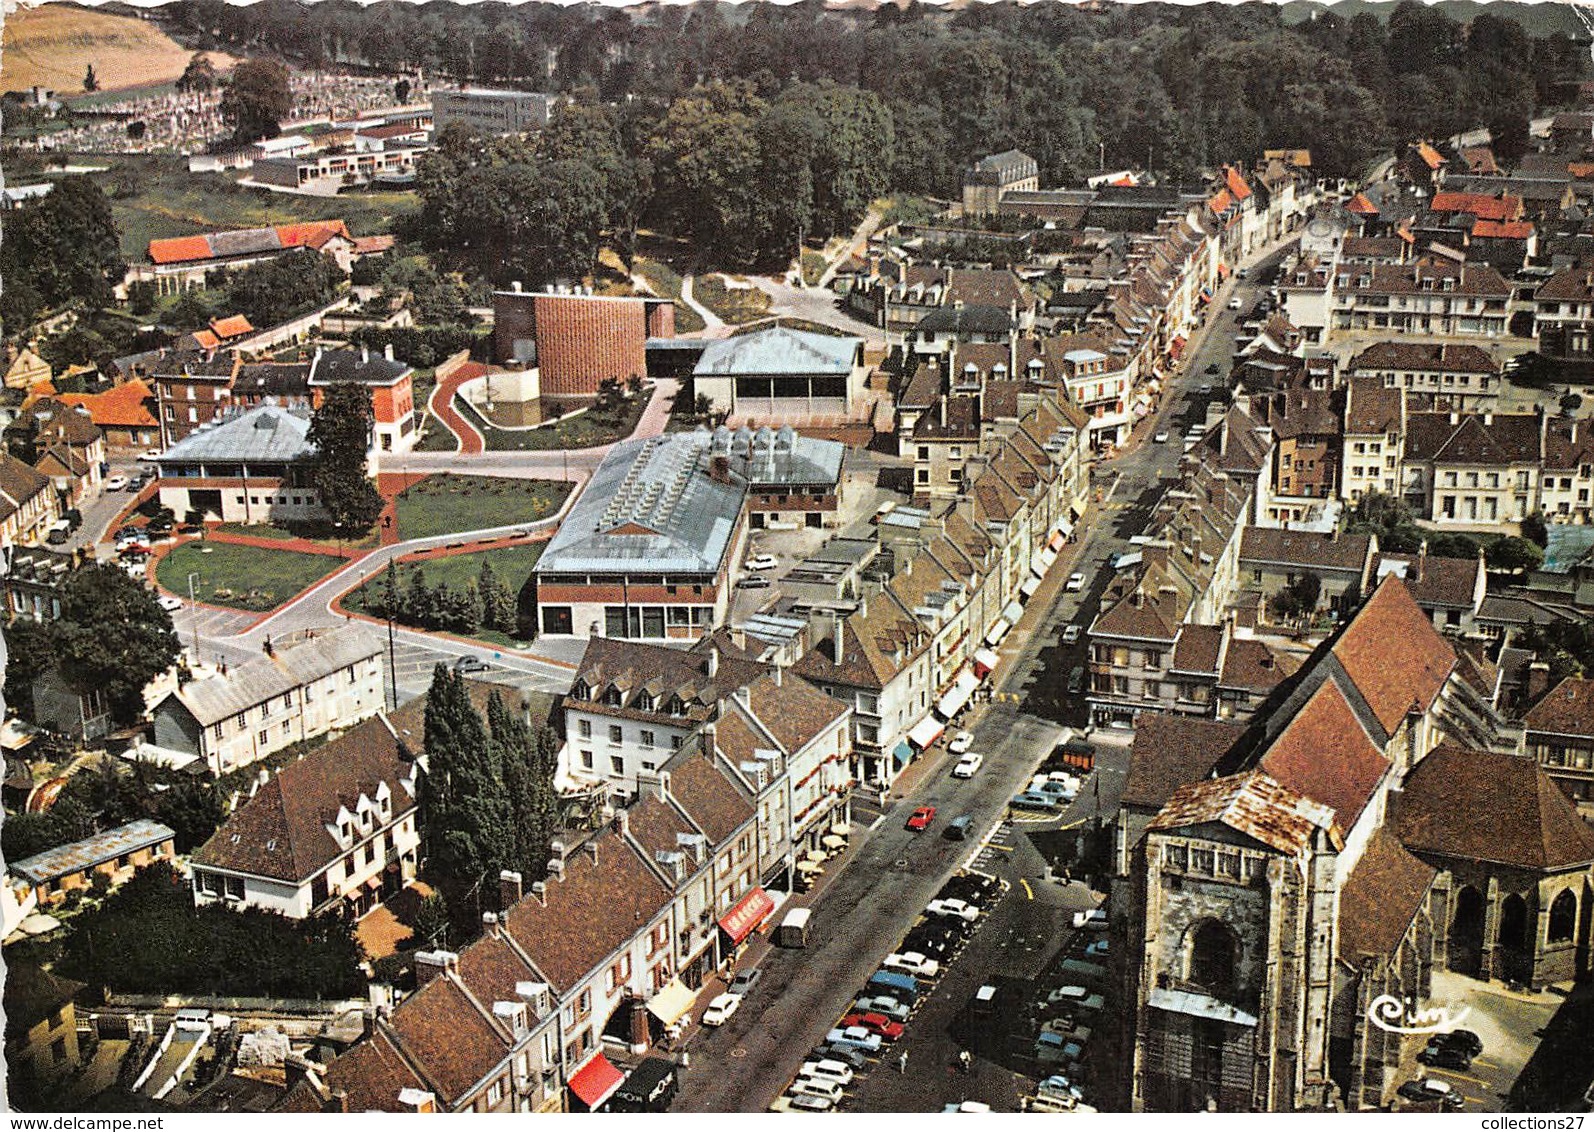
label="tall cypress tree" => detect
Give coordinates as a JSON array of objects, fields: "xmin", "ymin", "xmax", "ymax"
[{"xmin": 420, "ymin": 666, "xmax": 507, "ymax": 930}]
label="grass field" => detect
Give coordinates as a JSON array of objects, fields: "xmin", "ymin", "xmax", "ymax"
[
  {"xmin": 693, "ymin": 274, "xmax": 773, "ymax": 324},
  {"xmin": 347, "ymin": 544, "xmax": 543, "ymax": 648},
  {"xmin": 456, "ymin": 393, "xmax": 648, "ymax": 452},
  {"xmin": 214, "ymin": 521, "xmax": 379, "ymax": 550},
  {"xmin": 394, "ymin": 475, "xmax": 569, "ymax": 541},
  {"xmin": 92, "ymin": 153, "xmax": 417, "ymax": 260},
  {"xmin": 158, "ymin": 541, "xmax": 343, "ymax": 612},
  {"xmin": 1, "ymin": 4, "xmax": 234, "ymax": 95},
  {"xmin": 633, "ymin": 256, "xmax": 707, "ymax": 333}
]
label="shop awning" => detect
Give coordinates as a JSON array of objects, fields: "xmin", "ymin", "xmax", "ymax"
[
  {"xmin": 936, "ymin": 667, "xmax": 980, "ymax": 720},
  {"xmin": 569, "ymin": 1053, "xmax": 625, "ymax": 1110},
  {"xmin": 1048, "ymin": 531, "xmax": 1067, "ymax": 553},
  {"xmin": 973, "ymin": 648, "xmax": 1001, "ymax": 677},
  {"xmin": 1004, "ymin": 600, "xmax": 1025, "ymax": 622},
  {"xmin": 720, "ymin": 886, "xmax": 776, "ymax": 945},
  {"xmin": 893, "ymin": 740, "xmax": 914, "ymax": 766},
  {"xmin": 1217, "ymin": 263, "xmax": 1230, "ymax": 279},
  {"xmin": 365, "ymin": 875, "xmax": 382, "ymax": 891},
  {"xmin": 985, "ymin": 619, "xmax": 1012, "ymax": 647},
  {"xmin": 646, "ymin": 978, "xmax": 696, "ymax": 1026},
  {"xmin": 1035, "ymin": 547, "xmax": 1059, "ymax": 575},
  {"xmin": 1199, "ymin": 286, "xmax": 1214, "ymax": 303},
  {"xmin": 1021, "ymin": 575, "xmax": 1043, "ymax": 598},
  {"xmin": 907, "ymin": 716, "xmax": 945, "ymax": 750}
]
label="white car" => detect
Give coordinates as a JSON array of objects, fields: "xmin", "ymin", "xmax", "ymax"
[
  {"xmin": 105, "ymin": 475, "xmax": 129, "ymax": 492},
  {"xmin": 1065, "ymin": 573, "xmax": 1086, "ymax": 592},
  {"xmin": 1062, "ymin": 625, "xmax": 1081, "ymax": 644},
  {"xmin": 854, "ymin": 996, "xmax": 910, "ymax": 1022},
  {"xmin": 137, "ymin": 449, "xmax": 162, "ymax": 462},
  {"xmin": 701, "ymin": 992, "xmax": 741, "ymax": 1027},
  {"xmin": 953, "ymin": 753, "xmax": 984, "ymax": 779},
  {"xmin": 799, "ymin": 1060, "xmax": 856, "ymax": 1087},
  {"xmin": 158, "ymin": 595, "xmax": 183, "ymax": 612},
  {"xmin": 1152, "ymin": 430, "xmax": 1170, "ymax": 444},
  {"xmin": 926, "ymin": 898, "xmax": 980, "ymax": 923},
  {"xmin": 1046, "ymin": 985, "xmax": 1090, "ymax": 1005},
  {"xmin": 1227, "ymin": 296, "xmax": 1243, "ymax": 310},
  {"xmin": 745, "ymin": 554, "xmax": 778, "ymax": 571},
  {"xmin": 882, "ymin": 951, "xmax": 941, "ymax": 978},
  {"xmin": 824, "ymin": 1026, "xmax": 883, "ymax": 1054},
  {"xmin": 948, "ymin": 730, "xmax": 974, "ymax": 755}
]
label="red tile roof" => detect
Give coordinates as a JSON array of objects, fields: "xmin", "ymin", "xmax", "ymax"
[
  {"xmin": 147, "ymin": 234, "xmax": 213, "ymax": 265},
  {"xmin": 1346, "ymin": 192, "xmax": 1378, "ymax": 216},
  {"xmin": 276, "ymin": 220, "xmax": 352, "ymax": 250},
  {"xmin": 210, "ymin": 314, "xmax": 255, "ymax": 339},
  {"xmin": 386, "ymin": 976, "xmax": 508, "ymax": 1107},
  {"xmin": 1225, "ymin": 166, "xmax": 1252, "ymax": 202},
  {"xmin": 192, "ymin": 330, "xmax": 221, "ymax": 350},
  {"xmin": 1414, "ymin": 142, "xmax": 1445, "ymax": 170},
  {"xmin": 1260, "ymin": 679, "xmax": 1389, "ymax": 834},
  {"xmin": 57, "ymin": 379, "xmax": 158, "ymax": 429},
  {"xmin": 1331, "ymin": 576, "xmax": 1455, "ymax": 734},
  {"xmin": 1208, "ymin": 188, "xmax": 1233, "ymax": 215},
  {"xmin": 1429, "ymin": 192, "xmax": 1521, "ymax": 221},
  {"xmin": 1471, "ymin": 219, "xmax": 1534, "ymax": 240},
  {"xmin": 1121, "ymin": 716, "xmax": 1245, "ymax": 810},
  {"xmin": 1523, "ymin": 676, "xmax": 1594, "ymax": 738}
]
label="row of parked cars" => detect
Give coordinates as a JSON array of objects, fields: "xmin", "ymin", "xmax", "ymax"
[
  {"xmin": 1017, "ymin": 908, "xmax": 1111, "ymax": 1112},
  {"xmin": 771, "ymin": 873, "xmax": 1003, "ymax": 1113}
]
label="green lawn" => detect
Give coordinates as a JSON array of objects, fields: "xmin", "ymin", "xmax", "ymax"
[
  {"xmin": 157, "ymin": 540, "xmax": 344, "ymax": 612},
  {"xmin": 413, "ymin": 411, "xmax": 459, "ymax": 452},
  {"xmin": 801, "ymin": 250, "xmax": 828, "ymax": 287},
  {"xmin": 694, "ymin": 274, "xmax": 773, "ymax": 324},
  {"xmin": 88, "ymin": 153, "xmax": 418, "ymax": 259},
  {"xmin": 457, "ymin": 393, "xmax": 649, "ymax": 452},
  {"xmin": 394, "ymin": 475, "xmax": 570, "ymax": 541},
  {"xmin": 347, "ymin": 544, "xmax": 543, "ymax": 648},
  {"xmin": 633, "ymin": 256, "xmax": 706, "ymax": 333},
  {"xmin": 214, "ymin": 521, "xmax": 379, "ymax": 550}
]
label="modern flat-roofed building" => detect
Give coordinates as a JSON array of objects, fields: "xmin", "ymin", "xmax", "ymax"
[
  {"xmin": 432, "ymin": 88, "xmax": 560, "ymax": 135},
  {"xmin": 154, "ymin": 405, "xmax": 322, "ymax": 525},
  {"xmin": 691, "ymin": 326, "xmax": 865, "ymax": 424},
  {"xmin": 531, "ymin": 433, "xmax": 749, "ymax": 642},
  {"xmin": 11, "ymin": 820, "xmax": 175, "ymax": 908},
  {"xmin": 711, "ymin": 425, "xmax": 845, "ymax": 530}
]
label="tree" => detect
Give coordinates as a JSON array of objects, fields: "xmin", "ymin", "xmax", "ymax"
[
  {"xmin": 53, "ymin": 564, "xmax": 180, "ymax": 726},
  {"xmin": 84, "ymin": 64, "xmax": 98, "ymax": 93},
  {"xmin": 419, "ymin": 666, "xmax": 509, "ymax": 930},
  {"xmin": 0, "ymin": 176, "xmax": 125, "ymax": 320},
  {"xmin": 487, "ymin": 692, "xmax": 558, "ymax": 888},
  {"xmin": 1487, "ymin": 535, "xmax": 1544, "ymax": 574},
  {"xmin": 478, "ymin": 559, "xmax": 514, "ymax": 633},
  {"xmin": 221, "ymin": 247, "xmax": 344, "ymax": 327},
  {"xmin": 1488, "ymin": 110, "xmax": 1530, "ymax": 172},
  {"xmin": 1561, "ymin": 392, "xmax": 1583, "ymax": 417},
  {"xmin": 306, "ymin": 382, "xmax": 385, "ymax": 533},
  {"xmin": 150, "ymin": 780, "xmax": 226, "ymax": 853},
  {"xmin": 220, "ymin": 58, "xmax": 292, "ymax": 143},
  {"xmin": 3, "ymin": 617, "xmax": 55, "ymax": 721},
  {"xmin": 1522, "ymin": 512, "xmax": 1549, "ymax": 549},
  {"xmin": 1269, "ymin": 572, "xmax": 1322, "ymax": 623},
  {"xmin": 177, "ymin": 53, "xmax": 217, "ymax": 95},
  {"xmin": 394, "ymin": 77, "xmax": 412, "ymax": 105}
]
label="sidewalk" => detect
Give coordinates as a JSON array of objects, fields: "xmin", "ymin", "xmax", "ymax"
[{"xmin": 428, "ymin": 365, "xmax": 485, "ymax": 454}]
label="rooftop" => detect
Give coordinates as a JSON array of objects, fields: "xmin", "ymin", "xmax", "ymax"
[
  {"xmin": 11, "ymin": 818, "xmax": 175, "ymax": 884},
  {"xmin": 157, "ymin": 406, "xmax": 315, "ymax": 466},
  {"xmin": 694, "ymin": 327, "xmax": 860, "ymax": 377},
  {"xmin": 159, "ymin": 626, "xmax": 382, "ymax": 728}
]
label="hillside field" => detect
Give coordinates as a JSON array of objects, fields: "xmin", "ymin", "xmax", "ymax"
[{"xmin": 1, "ymin": 2, "xmax": 232, "ymax": 96}]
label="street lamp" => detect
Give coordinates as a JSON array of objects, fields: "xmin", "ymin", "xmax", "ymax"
[{"xmin": 186, "ymin": 571, "xmax": 200, "ymax": 663}]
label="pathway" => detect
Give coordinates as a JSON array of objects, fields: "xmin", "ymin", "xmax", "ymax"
[
  {"xmin": 679, "ymin": 275, "xmax": 731, "ymax": 338},
  {"xmin": 427, "ymin": 365, "xmax": 484, "ymax": 455},
  {"xmin": 815, "ymin": 204, "xmax": 885, "ymax": 290}
]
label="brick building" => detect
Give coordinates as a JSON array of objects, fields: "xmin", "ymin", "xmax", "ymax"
[{"xmin": 492, "ymin": 287, "xmax": 674, "ymax": 407}]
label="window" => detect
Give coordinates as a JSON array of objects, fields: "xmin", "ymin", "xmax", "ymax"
[
  {"xmin": 1187, "ymin": 920, "xmax": 1236, "ymax": 994},
  {"xmin": 212, "ymin": 722, "xmax": 224, "ymax": 741},
  {"xmin": 610, "ymin": 755, "xmax": 624, "ymax": 775},
  {"xmin": 577, "ymin": 989, "xmax": 592, "ymax": 1018},
  {"xmin": 258, "ymin": 729, "xmax": 269, "ymax": 746},
  {"xmin": 578, "ymin": 719, "xmax": 592, "ymax": 739},
  {"xmin": 608, "ymin": 724, "xmax": 623, "ymax": 745},
  {"xmin": 672, "ymin": 735, "xmax": 684, "ymax": 750},
  {"xmin": 1550, "ymin": 890, "xmax": 1577, "ymax": 943},
  {"xmin": 580, "ymin": 750, "xmax": 594, "ymax": 769}
]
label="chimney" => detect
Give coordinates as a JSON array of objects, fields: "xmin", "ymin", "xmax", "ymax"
[
  {"xmin": 703, "ymin": 722, "xmax": 717, "ymax": 756},
  {"xmin": 360, "ymin": 1006, "xmax": 378, "ymax": 1040},
  {"xmin": 530, "ymin": 880, "xmax": 548, "ymax": 906},
  {"xmin": 482, "ymin": 910, "xmax": 500, "ymax": 936},
  {"xmin": 1483, "ymin": 411, "xmax": 1493, "ymax": 427},
  {"xmin": 706, "ymin": 649, "xmax": 719, "ymax": 678},
  {"xmin": 512, "ymin": 280, "xmax": 523, "ymax": 293},
  {"xmin": 1449, "ymin": 410, "xmax": 1459, "ymax": 426},
  {"xmin": 774, "ymin": 665, "xmax": 783, "ymax": 688},
  {"xmin": 834, "ymin": 614, "xmax": 845, "ymax": 662},
  {"xmin": 415, "ymin": 950, "xmax": 458, "ymax": 985},
  {"xmin": 614, "ymin": 809, "xmax": 629, "ymax": 838},
  {"xmin": 585, "ymin": 839, "xmax": 599, "ymax": 864},
  {"xmin": 1417, "ymin": 539, "xmax": 1428, "ymax": 583},
  {"xmin": 499, "ymin": 869, "xmax": 523, "ymax": 908},
  {"xmin": 384, "ymin": 343, "xmax": 395, "ymax": 362},
  {"xmin": 361, "ymin": 345, "xmax": 370, "ymax": 365},
  {"xmin": 396, "ymin": 1089, "xmax": 437, "ymax": 1114}
]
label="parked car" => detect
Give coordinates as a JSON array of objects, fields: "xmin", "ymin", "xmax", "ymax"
[
  {"xmin": 1396, "ymin": 1078, "xmax": 1464, "ymax": 1109},
  {"xmin": 158, "ymin": 595, "xmax": 184, "ymax": 613},
  {"xmin": 1012, "ymin": 791, "xmax": 1060, "ymax": 812},
  {"xmin": 789, "ymin": 1077, "xmax": 845, "ymax": 1103},
  {"xmin": 1227, "ymin": 296, "xmax": 1243, "ymax": 310},
  {"xmin": 105, "ymin": 475, "xmax": 129, "ymax": 491},
  {"xmin": 737, "ymin": 575, "xmax": 771, "ymax": 589},
  {"xmin": 61, "ymin": 508, "xmax": 82, "ymax": 532},
  {"xmin": 799, "ymin": 1060, "xmax": 856, "ymax": 1087},
  {"xmin": 1046, "ymin": 985, "xmax": 1090, "ymax": 1006},
  {"xmin": 948, "ymin": 731, "xmax": 974, "ymax": 755},
  {"xmin": 1417, "ymin": 1043, "xmax": 1472, "ymax": 1070},
  {"xmin": 853, "ymin": 996, "xmax": 910, "ymax": 1023},
  {"xmin": 938, "ymin": 873, "xmax": 999, "ymax": 904},
  {"xmin": 728, "ymin": 969, "xmax": 763, "ymax": 995},
  {"xmin": 453, "ymin": 655, "xmax": 489, "ymax": 673},
  {"xmin": 1065, "ymin": 572, "xmax": 1086, "ymax": 591},
  {"xmin": 1152, "ymin": 430, "xmax": 1170, "ymax": 444},
  {"xmin": 840, "ymin": 1013, "xmax": 905, "ymax": 1041},
  {"xmin": 1062, "ymin": 624, "xmax": 1081, "ymax": 644},
  {"xmin": 1204, "ymin": 362, "xmax": 1220, "ymax": 374},
  {"xmin": 1084, "ymin": 939, "xmax": 1109, "ymax": 959},
  {"xmin": 811, "ymin": 1044, "xmax": 869, "ymax": 1071},
  {"xmin": 952, "ymin": 753, "xmax": 983, "ymax": 779},
  {"xmin": 789, "ymin": 1093, "xmax": 835, "ymax": 1112},
  {"xmin": 906, "ymin": 805, "xmax": 937, "ymax": 831},
  {"xmin": 926, "ymin": 898, "xmax": 980, "ymax": 923},
  {"xmin": 701, "ymin": 993, "xmax": 741, "ymax": 1027},
  {"xmin": 1430, "ymin": 1030, "xmax": 1483, "ymax": 1058},
  {"xmin": 1066, "ymin": 666, "xmax": 1085, "ymax": 694},
  {"xmin": 745, "ymin": 554, "xmax": 778, "ymax": 571},
  {"xmin": 1072, "ymin": 909, "xmax": 1108, "ymax": 931},
  {"xmin": 137, "ymin": 449, "xmax": 162, "ymax": 462},
  {"xmin": 882, "ymin": 952, "xmax": 941, "ymax": 978},
  {"xmin": 824, "ymin": 1027, "xmax": 883, "ymax": 1055},
  {"xmin": 178, "ymin": 523, "xmax": 204, "ymax": 536}
]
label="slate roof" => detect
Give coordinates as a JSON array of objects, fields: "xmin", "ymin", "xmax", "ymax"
[
  {"xmin": 190, "ymin": 717, "xmax": 415, "ymax": 883},
  {"xmin": 916, "ymin": 305, "xmax": 1014, "ymax": 336},
  {"xmin": 157, "ymin": 406, "xmax": 315, "ymax": 465},
  {"xmin": 1150, "ymin": 770, "xmax": 1336, "ymax": 856},
  {"xmin": 10, "ymin": 819, "xmax": 175, "ymax": 885},
  {"xmin": 536, "ymin": 434, "xmax": 747, "ymax": 577},
  {"xmin": 1523, "ymin": 676, "xmax": 1594, "ymax": 738},
  {"xmin": 1375, "ymin": 551, "xmax": 1482, "ymax": 610},
  {"xmin": 694, "ymin": 327, "xmax": 859, "ymax": 377},
  {"xmin": 1120, "ymin": 716, "xmax": 1245, "ymax": 810},
  {"xmin": 1240, "ymin": 528, "xmax": 1373, "ymax": 574},
  {"xmin": 1404, "ymin": 411, "xmax": 1541, "ymax": 466},
  {"xmin": 1398, "ymin": 746, "xmax": 1594, "ymax": 870},
  {"xmin": 164, "ymin": 627, "xmax": 381, "ymax": 731},
  {"xmin": 1337, "ymin": 830, "xmax": 1437, "ymax": 963},
  {"xmin": 1349, "ymin": 342, "xmax": 1497, "ymax": 375},
  {"xmin": 235, "ymin": 363, "xmax": 313, "ymax": 398},
  {"xmin": 571, "ymin": 635, "xmax": 768, "ymax": 727},
  {"xmin": 310, "ymin": 348, "xmax": 412, "ymax": 386},
  {"xmin": 1331, "ymin": 576, "xmax": 1455, "ymax": 734},
  {"xmin": 1343, "ymin": 377, "xmax": 1404, "ymax": 436}
]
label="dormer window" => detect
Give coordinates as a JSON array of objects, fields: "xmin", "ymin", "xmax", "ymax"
[
  {"xmin": 667, "ymin": 696, "xmax": 686, "ymax": 717},
  {"xmin": 1442, "ymin": 277, "xmax": 1456, "ymax": 292},
  {"xmin": 636, "ymin": 692, "xmax": 655, "ymax": 712},
  {"xmin": 604, "ymin": 686, "xmax": 623, "ymax": 707},
  {"xmin": 572, "ymin": 682, "xmax": 591, "ymax": 701}
]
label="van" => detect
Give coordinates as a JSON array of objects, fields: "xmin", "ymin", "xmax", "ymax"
[
  {"xmin": 944, "ymin": 815, "xmax": 974, "ymax": 841},
  {"xmin": 799, "ymin": 1059, "xmax": 855, "ymax": 1087},
  {"xmin": 867, "ymin": 970, "xmax": 919, "ymax": 1003},
  {"xmin": 776, "ymin": 907, "xmax": 811, "ymax": 948},
  {"xmin": 791, "ymin": 1076, "xmax": 845, "ymax": 1103},
  {"xmin": 45, "ymin": 519, "xmax": 71, "ymax": 545}
]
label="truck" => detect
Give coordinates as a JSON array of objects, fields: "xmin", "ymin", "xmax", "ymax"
[
  {"xmin": 776, "ymin": 907, "xmax": 811, "ymax": 948},
  {"xmin": 866, "ymin": 969, "xmax": 920, "ymax": 1004}
]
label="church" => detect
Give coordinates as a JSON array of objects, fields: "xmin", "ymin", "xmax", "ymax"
[{"xmin": 1110, "ymin": 576, "xmax": 1594, "ymax": 1112}]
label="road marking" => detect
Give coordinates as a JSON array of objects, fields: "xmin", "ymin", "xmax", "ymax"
[
  {"xmin": 987, "ymin": 844, "xmax": 1014, "ymax": 853},
  {"xmin": 1020, "ymin": 879, "xmax": 1034, "ymax": 900}
]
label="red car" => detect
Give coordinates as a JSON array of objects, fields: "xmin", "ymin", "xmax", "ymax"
[
  {"xmin": 840, "ymin": 1013, "xmax": 906, "ymax": 1041},
  {"xmin": 906, "ymin": 805, "xmax": 937, "ymax": 831}
]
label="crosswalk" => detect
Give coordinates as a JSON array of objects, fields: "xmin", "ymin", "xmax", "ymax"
[{"xmin": 970, "ymin": 822, "xmax": 1019, "ymax": 872}]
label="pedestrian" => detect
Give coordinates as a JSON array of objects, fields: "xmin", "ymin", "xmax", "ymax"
[{"xmin": 898, "ymin": 1051, "xmax": 908, "ymax": 1075}]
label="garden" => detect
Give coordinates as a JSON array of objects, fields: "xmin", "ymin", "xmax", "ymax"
[
  {"xmin": 156, "ymin": 540, "xmax": 344, "ymax": 612},
  {"xmin": 456, "ymin": 379, "xmax": 651, "ymax": 452},
  {"xmin": 346, "ymin": 544, "xmax": 543, "ymax": 648},
  {"xmin": 392, "ymin": 475, "xmax": 570, "ymax": 541}
]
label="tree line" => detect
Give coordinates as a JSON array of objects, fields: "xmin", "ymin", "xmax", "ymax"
[{"xmin": 364, "ymin": 558, "xmax": 521, "ymax": 638}]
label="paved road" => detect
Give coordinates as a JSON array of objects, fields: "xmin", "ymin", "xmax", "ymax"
[{"xmin": 672, "ymin": 705, "xmax": 1064, "ymax": 1112}]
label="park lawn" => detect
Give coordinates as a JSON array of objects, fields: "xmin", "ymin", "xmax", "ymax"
[
  {"xmin": 348, "ymin": 544, "xmax": 543, "ymax": 647},
  {"xmin": 394, "ymin": 475, "xmax": 570, "ymax": 541},
  {"xmin": 801, "ymin": 250, "xmax": 827, "ymax": 286},
  {"xmin": 89, "ymin": 153, "xmax": 418, "ymax": 260},
  {"xmin": 457, "ymin": 392, "xmax": 649, "ymax": 452},
  {"xmin": 158, "ymin": 540, "xmax": 345, "ymax": 612},
  {"xmin": 694, "ymin": 274, "xmax": 773, "ymax": 324},
  {"xmin": 214, "ymin": 521, "xmax": 379, "ymax": 551},
  {"xmin": 413, "ymin": 411, "xmax": 459, "ymax": 451}
]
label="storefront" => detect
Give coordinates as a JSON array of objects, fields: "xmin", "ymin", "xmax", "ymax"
[
  {"xmin": 718, "ymin": 887, "xmax": 777, "ymax": 955},
  {"xmin": 568, "ymin": 1053, "xmax": 625, "ymax": 1112}
]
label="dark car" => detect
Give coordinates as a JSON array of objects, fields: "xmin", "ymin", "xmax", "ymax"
[
  {"xmin": 737, "ymin": 575, "xmax": 771, "ymax": 589},
  {"xmin": 728, "ymin": 969, "xmax": 763, "ymax": 995},
  {"xmin": 902, "ymin": 932, "xmax": 953, "ymax": 959},
  {"xmin": 1396, "ymin": 1078, "xmax": 1464, "ymax": 1110},
  {"xmin": 1417, "ymin": 1043, "xmax": 1472, "ymax": 1070},
  {"xmin": 453, "ymin": 655, "xmax": 490, "ymax": 673},
  {"xmin": 1204, "ymin": 362, "xmax": 1221, "ymax": 375},
  {"xmin": 147, "ymin": 516, "xmax": 175, "ymax": 535},
  {"xmin": 811, "ymin": 1044, "xmax": 869, "ymax": 1071},
  {"xmin": 938, "ymin": 874, "xmax": 999, "ymax": 905},
  {"xmin": 62, "ymin": 508, "xmax": 83, "ymax": 531},
  {"xmin": 178, "ymin": 523, "xmax": 204, "ymax": 535},
  {"xmin": 1429, "ymin": 1030, "xmax": 1483, "ymax": 1057}
]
